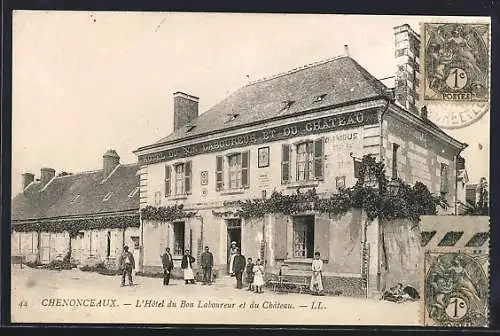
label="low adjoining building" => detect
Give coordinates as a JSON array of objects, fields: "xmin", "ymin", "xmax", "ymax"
[{"xmin": 11, "ymin": 150, "xmax": 141, "ymax": 271}]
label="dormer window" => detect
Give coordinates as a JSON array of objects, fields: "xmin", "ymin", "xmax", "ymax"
[
  {"xmin": 128, "ymin": 187, "xmax": 139, "ymax": 198},
  {"xmin": 103, "ymin": 192, "xmax": 113, "ymax": 202},
  {"xmin": 185, "ymin": 124, "xmax": 196, "ymax": 133},
  {"xmin": 225, "ymin": 113, "xmax": 240, "ymax": 123},
  {"xmin": 280, "ymin": 100, "xmax": 295, "ymax": 112},
  {"xmin": 70, "ymin": 194, "xmax": 80, "ymax": 203},
  {"xmin": 313, "ymin": 94, "xmax": 327, "ymax": 102}
]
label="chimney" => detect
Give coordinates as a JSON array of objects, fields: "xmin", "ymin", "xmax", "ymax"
[
  {"xmin": 22, "ymin": 172, "xmax": 34, "ymax": 190},
  {"xmin": 103, "ymin": 149, "xmax": 120, "ymax": 177},
  {"xmin": 173, "ymin": 92, "xmax": 199, "ymax": 131},
  {"xmin": 394, "ymin": 24, "xmax": 421, "ymax": 115},
  {"xmin": 344, "ymin": 45, "xmax": 349, "ymax": 57},
  {"xmin": 40, "ymin": 167, "xmax": 55, "ymax": 186}
]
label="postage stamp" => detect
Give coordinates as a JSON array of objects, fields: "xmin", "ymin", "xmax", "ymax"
[
  {"xmin": 423, "ymin": 251, "xmax": 489, "ymax": 327},
  {"xmin": 420, "ymin": 216, "xmax": 490, "ymax": 327},
  {"xmin": 422, "ymin": 22, "xmax": 490, "ymax": 102},
  {"xmin": 10, "ymin": 12, "xmax": 491, "ymax": 326}
]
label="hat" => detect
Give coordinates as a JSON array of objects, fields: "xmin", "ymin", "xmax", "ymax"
[{"xmin": 231, "ymin": 241, "xmax": 237, "ymax": 245}]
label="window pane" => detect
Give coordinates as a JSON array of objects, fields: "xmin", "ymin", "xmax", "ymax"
[
  {"xmin": 228, "ymin": 154, "xmax": 242, "ymax": 189},
  {"xmin": 175, "ymin": 164, "xmax": 185, "ymax": 194},
  {"xmin": 173, "ymin": 223, "xmax": 185, "ymax": 255}
]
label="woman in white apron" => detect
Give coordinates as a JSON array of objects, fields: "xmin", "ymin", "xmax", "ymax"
[
  {"xmin": 228, "ymin": 241, "xmax": 238, "ymax": 276},
  {"xmin": 181, "ymin": 249, "xmax": 196, "ymax": 284},
  {"xmin": 310, "ymin": 251, "xmax": 324, "ymax": 295}
]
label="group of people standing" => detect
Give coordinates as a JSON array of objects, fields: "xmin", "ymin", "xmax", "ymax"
[
  {"xmin": 229, "ymin": 241, "xmax": 265, "ymax": 293},
  {"xmin": 119, "ymin": 243, "xmax": 324, "ymax": 295}
]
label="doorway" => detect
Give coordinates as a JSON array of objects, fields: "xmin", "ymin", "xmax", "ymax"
[
  {"xmin": 293, "ymin": 215, "xmax": 315, "ymax": 259},
  {"xmin": 226, "ymin": 219, "xmax": 241, "ymax": 274},
  {"xmin": 40, "ymin": 233, "xmax": 51, "ymax": 263}
]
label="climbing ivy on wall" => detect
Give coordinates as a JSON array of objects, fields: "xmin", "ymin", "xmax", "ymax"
[
  {"xmin": 140, "ymin": 204, "xmax": 195, "ymax": 222},
  {"xmin": 12, "ymin": 214, "xmax": 140, "ymax": 234},
  {"xmin": 234, "ymin": 155, "xmax": 446, "ymax": 222}
]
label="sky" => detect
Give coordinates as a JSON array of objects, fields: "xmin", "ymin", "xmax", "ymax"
[{"xmin": 12, "ymin": 12, "xmax": 490, "ymax": 196}]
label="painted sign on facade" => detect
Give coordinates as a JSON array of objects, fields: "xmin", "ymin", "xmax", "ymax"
[{"xmin": 138, "ymin": 108, "xmax": 380, "ymax": 165}]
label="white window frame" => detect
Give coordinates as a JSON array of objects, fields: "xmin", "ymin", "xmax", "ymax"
[
  {"xmin": 174, "ymin": 163, "xmax": 185, "ymax": 195},
  {"xmin": 228, "ymin": 153, "xmax": 242, "ymax": 190},
  {"xmin": 296, "ymin": 142, "xmax": 314, "ymax": 182}
]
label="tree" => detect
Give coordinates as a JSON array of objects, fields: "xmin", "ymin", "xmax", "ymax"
[{"xmin": 474, "ymin": 177, "xmax": 489, "ymax": 215}]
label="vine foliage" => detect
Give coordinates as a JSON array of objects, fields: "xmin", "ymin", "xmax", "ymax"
[
  {"xmin": 140, "ymin": 204, "xmax": 196, "ymax": 222},
  {"xmin": 12, "ymin": 214, "xmax": 140, "ymax": 234},
  {"xmin": 235, "ymin": 155, "xmax": 446, "ymax": 222}
]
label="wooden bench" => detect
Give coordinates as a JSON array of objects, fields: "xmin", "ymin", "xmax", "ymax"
[
  {"xmin": 268, "ymin": 276, "xmax": 308, "ymax": 294},
  {"xmin": 11, "ymin": 255, "xmax": 24, "ymax": 269}
]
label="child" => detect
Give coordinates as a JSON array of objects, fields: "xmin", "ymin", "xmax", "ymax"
[
  {"xmin": 310, "ymin": 251, "xmax": 324, "ymax": 295},
  {"xmin": 253, "ymin": 259, "xmax": 265, "ymax": 294},
  {"xmin": 245, "ymin": 257, "xmax": 255, "ymax": 291}
]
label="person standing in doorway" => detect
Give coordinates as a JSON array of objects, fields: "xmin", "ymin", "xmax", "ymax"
[
  {"xmin": 310, "ymin": 251, "xmax": 324, "ymax": 295},
  {"xmin": 228, "ymin": 241, "xmax": 238, "ymax": 276},
  {"xmin": 200, "ymin": 246, "xmax": 214, "ymax": 285},
  {"xmin": 232, "ymin": 248, "xmax": 246, "ymax": 289},
  {"xmin": 181, "ymin": 249, "xmax": 196, "ymax": 284},
  {"xmin": 161, "ymin": 247, "xmax": 174, "ymax": 286},
  {"xmin": 119, "ymin": 246, "xmax": 135, "ymax": 287}
]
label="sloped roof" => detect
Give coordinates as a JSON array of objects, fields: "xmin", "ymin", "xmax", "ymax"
[
  {"xmin": 12, "ymin": 164, "xmax": 139, "ymax": 222},
  {"xmin": 151, "ymin": 56, "xmax": 389, "ymax": 146}
]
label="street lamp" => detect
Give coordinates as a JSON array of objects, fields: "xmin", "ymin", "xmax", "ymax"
[{"xmin": 387, "ymin": 179, "xmax": 401, "ymax": 197}]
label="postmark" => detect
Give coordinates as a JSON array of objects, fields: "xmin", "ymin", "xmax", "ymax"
[
  {"xmin": 423, "ymin": 251, "xmax": 489, "ymax": 327},
  {"xmin": 422, "ymin": 23, "xmax": 490, "ymax": 102}
]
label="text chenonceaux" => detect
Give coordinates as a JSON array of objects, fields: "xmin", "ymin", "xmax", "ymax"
[
  {"xmin": 41, "ymin": 298, "xmax": 118, "ymax": 307},
  {"xmin": 139, "ymin": 108, "xmax": 379, "ymax": 165}
]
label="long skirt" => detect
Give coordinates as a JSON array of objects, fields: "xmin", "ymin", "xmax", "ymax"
[
  {"xmin": 229, "ymin": 255, "xmax": 236, "ymax": 274},
  {"xmin": 183, "ymin": 267, "xmax": 194, "ymax": 280},
  {"xmin": 310, "ymin": 272, "xmax": 323, "ymax": 291},
  {"xmin": 253, "ymin": 272, "xmax": 264, "ymax": 287}
]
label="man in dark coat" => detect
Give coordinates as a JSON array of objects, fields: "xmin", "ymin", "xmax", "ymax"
[
  {"xmin": 232, "ymin": 247, "xmax": 246, "ymax": 289},
  {"xmin": 200, "ymin": 246, "xmax": 214, "ymax": 285},
  {"xmin": 161, "ymin": 247, "xmax": 174, "ymax": 286},
  {"xmin": 118, "ymin": 245, "xmax": 135, "ymax": 287}
]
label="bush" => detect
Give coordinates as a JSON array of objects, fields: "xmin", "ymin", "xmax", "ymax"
[
  {"xmin": 23, "ymin": 260, "xmax": 43, "ymax": 268},
  {"xmin": 43, "ymin": 259, "xmax": 77, "ymax": 270},
  {"xmin": 80, "ymin": 262, "xmax": 120, "ymax": 276},
  {"xmin": 135, "ymin": 271, "xmax": 163, "ymax": 278}
]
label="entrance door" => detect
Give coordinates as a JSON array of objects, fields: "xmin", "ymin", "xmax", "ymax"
[
  {"xmin": 130, "ymin": 236, "xmax": 140, "ymax": 272},
  {"xmin": 226, "ymin": 219, "xmax": 241, "ymax": 274},
  {"xmin": 72, "ymin": 232, "xmax": 84, "ymax": 264},
  {"xmin": 40, "ymin": 233, "xmax": 51, "ymax": 263},
  {"xmin": 293, "ymin": 215, "xmax": 315, "ymax": 258}
]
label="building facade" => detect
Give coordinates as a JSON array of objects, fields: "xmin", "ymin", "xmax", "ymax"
[
  {"xmin": 134, "ymin": 24, "xmax": 467, "ymax": 295},
  {"xmin": 11, "ymin": 150, "xmax": 141, "ymax": 271}
]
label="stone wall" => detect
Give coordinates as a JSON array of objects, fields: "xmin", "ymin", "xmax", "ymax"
[{"xmin": 379, "ymin": 218, "xmax": 421, "ymax": 290}]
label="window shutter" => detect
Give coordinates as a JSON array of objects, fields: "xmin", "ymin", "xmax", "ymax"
[
  {"xmin": 353, "ymin": 159, "xmax": 362, "ymax": 179},
  {"xmin": 314, "ymin": 215, "xmax": 330, "ymax": 261},
  {"xmin": 273, "ymin": 215, "xmax": 288, "ymax": 259},
  {"xmin": 241, "ymin": 151, "xmax": 250, "ymax": 188},
  {"xmin": 281, "ymin": 144, "xmax": 290, "ymax": 184},
  {"xmin": 164, "ymin": 165, "xmax": 171, "ymax": 196},
  {"xmin": 216, "ymin": 156, "xmax": 224, "ymax": 191},
  {"xmin": 184, "ymin": 161, "xmax": 192, "ymax": 194},
  {"xmin": 314, "ymin": 138, "xmax": 324, "ymax": 180}
]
